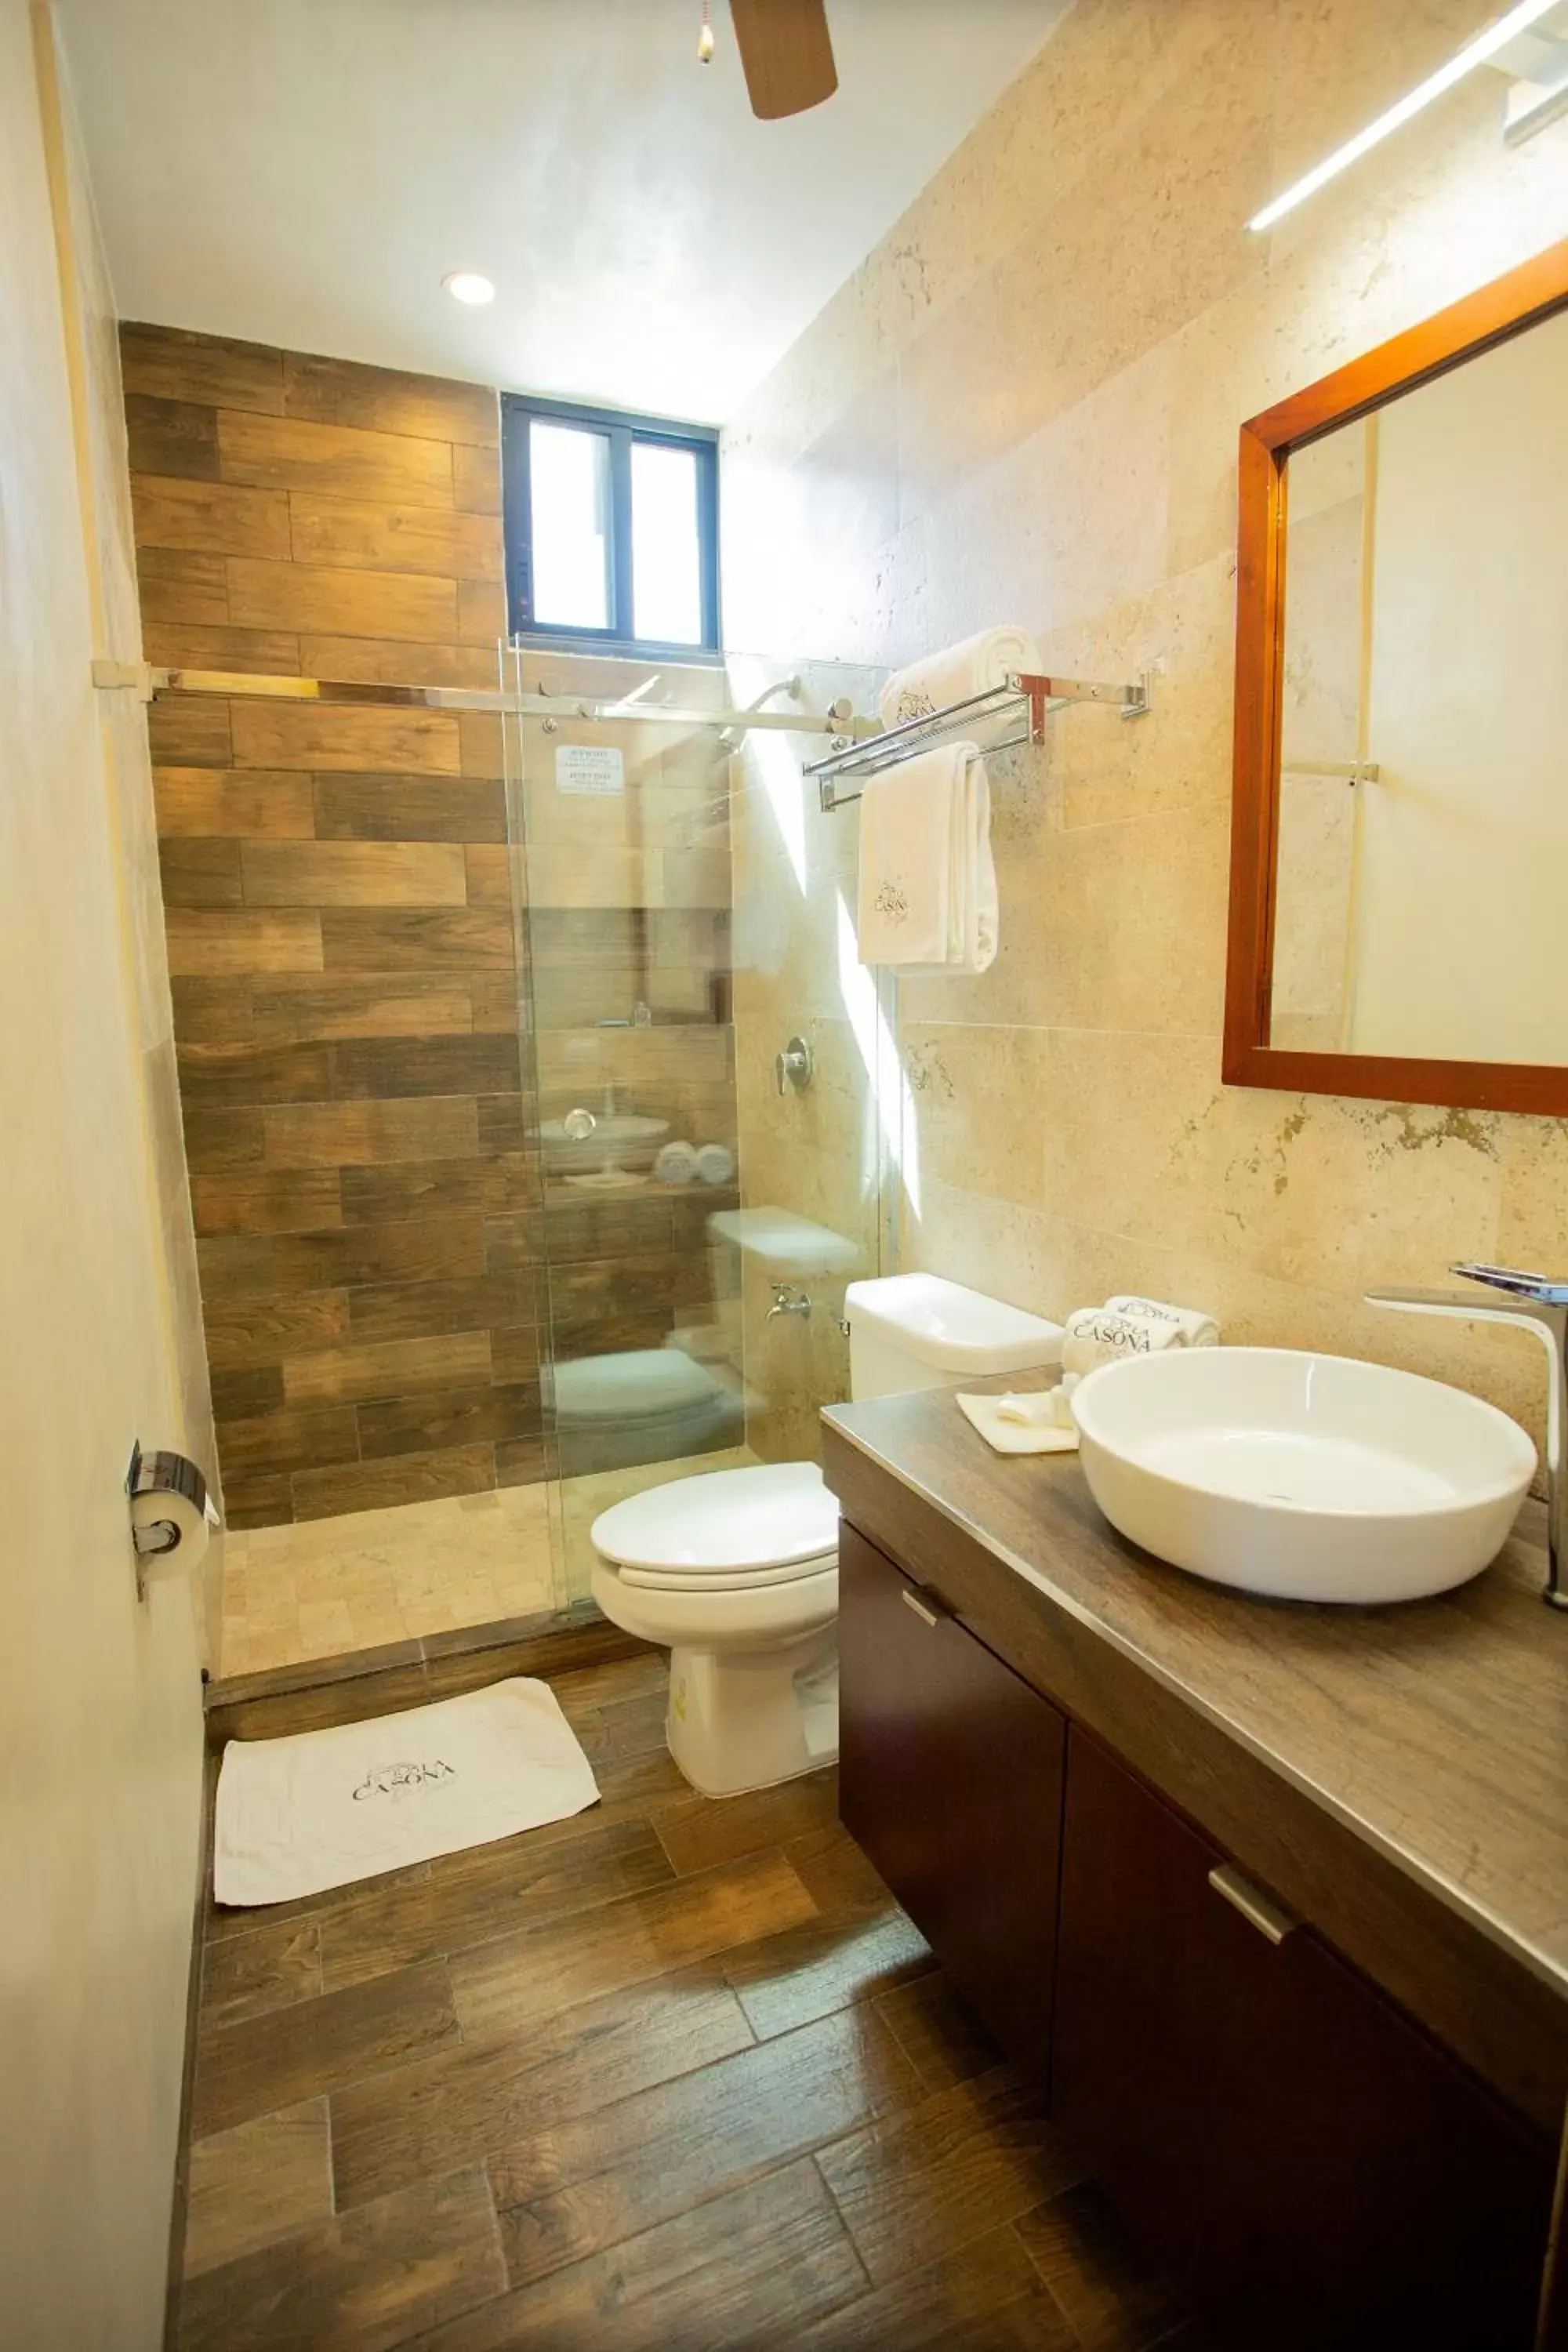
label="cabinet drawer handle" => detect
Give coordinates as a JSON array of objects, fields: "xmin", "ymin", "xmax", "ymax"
[
  {"xmin": 1208, "ymin": 1864, "xmax": 1297, "ymax": 1946},
  {"xmin": 900, "ymin": 1586, "xmax": 945, "ymax": 1628}
]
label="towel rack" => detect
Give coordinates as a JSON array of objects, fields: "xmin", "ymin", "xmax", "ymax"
[{"xmin": 804, "ymin": 670, "xmax": 1152, "ymax": 811}]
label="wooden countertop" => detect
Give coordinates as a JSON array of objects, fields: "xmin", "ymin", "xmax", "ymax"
[{"xmin": 823, "ymin": 1377, "xmax": 1568, "ymax": 2107}]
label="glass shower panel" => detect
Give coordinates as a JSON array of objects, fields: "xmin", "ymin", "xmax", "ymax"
[{"xmin": 508, "ymin": 649, "xmax": 743, "ymax": 1602}]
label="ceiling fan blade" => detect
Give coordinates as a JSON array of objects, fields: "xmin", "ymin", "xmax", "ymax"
[{"xmin": 729, "ymin": 0, "xmax": 838, "ymax": 120}]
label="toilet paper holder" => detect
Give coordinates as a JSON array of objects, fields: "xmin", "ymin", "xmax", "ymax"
[{"xmin": 126, "ymin": 1441, "xmax": 214, "ymax": 1599}]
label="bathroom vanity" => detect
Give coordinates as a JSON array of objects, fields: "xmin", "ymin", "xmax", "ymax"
[{"xmin": 824, "ymin": 1380, "xmax": 1568, "ymax": 2350}]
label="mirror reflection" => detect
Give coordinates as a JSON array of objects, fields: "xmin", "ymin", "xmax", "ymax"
[{"xmin": 1270, "ymin": 305, "xmax": 1568, "ymax": 1065}]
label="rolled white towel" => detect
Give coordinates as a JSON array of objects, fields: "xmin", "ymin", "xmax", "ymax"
[
  {"xmin": 653, "ymin": 1140, "xmax": 698, "ymax": 1186},
  {"xmin": 856, "ymin": 741, "xmax": 996, "ymax": 974},
  {"xmin": 1104, "ymin": 1294, "xmax": 1220, "ymax": 1349},
  {"xmin": 1061, "ymin": 1300, "xmax": 1218, "ymax": 1377},
  {"xmin": 695, "ymin": 1142, "xmax": 735, "ymax": 1186},
  {"xmin": 879, "ymin": 627, "xmax": 1041, "ymax": 729}
]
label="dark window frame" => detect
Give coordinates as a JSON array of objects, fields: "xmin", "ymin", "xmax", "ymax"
[{"xmin": 501, "ymin": 392, "xmax": 721, "ymax": 662}]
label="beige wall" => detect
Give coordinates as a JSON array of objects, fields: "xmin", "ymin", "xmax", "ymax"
[
  {"xmin": 727, "ymin": 655, "xmax": 891, "ymax": 1462},
  {"xmin": 1, "ymin": 6, "xmax": 209, "ymax": 2343},
  {"xmin": 721, "ymin": 0, "xmax": 1568, "ymax": 1451}
]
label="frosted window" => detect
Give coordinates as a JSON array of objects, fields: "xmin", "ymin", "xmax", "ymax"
[
  {"xmin": 529, "ymin": 421, "xmax": 611, "ymax": 630},
  {"xmin": 631, "ymin": 441, "xmax": 702, "ymax": 646}
]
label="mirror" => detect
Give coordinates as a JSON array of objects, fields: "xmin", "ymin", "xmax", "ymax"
[{"xmin": 1224, "ymin": 238, "xmax": 1568, "ymax": 1115}]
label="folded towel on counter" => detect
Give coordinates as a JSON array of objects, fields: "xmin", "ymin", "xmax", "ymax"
[
  {"xmin": 1060, "ymin": 1296, "xmax": 1220, "ymax": 1377},
  {"xmin": 879, "ymin": 627, "xmax": 1042, "ymax": 729},
  {"xmin": 957, "ymin": 1380, "xmax": 1080, "ymax": 1456},
  {"xmin": 856, "ymin": 742, "xmax": 997, "ymax": 972}
]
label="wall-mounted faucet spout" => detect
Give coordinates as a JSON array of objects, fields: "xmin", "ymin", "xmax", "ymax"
[{"xmin": 1365, "ymin": 1262, "xmax": 1568, "ymax": 1609}]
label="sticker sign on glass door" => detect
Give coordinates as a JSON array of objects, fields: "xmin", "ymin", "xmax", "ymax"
[{"xmin": 556, "ymin": 743, "xmax": 625, "ymax": 796}]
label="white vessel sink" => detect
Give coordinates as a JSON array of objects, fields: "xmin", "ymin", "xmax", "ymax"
[{"xmin": 1071, "ymin": 1347, "xmax": 1535, "ymax": 1604}]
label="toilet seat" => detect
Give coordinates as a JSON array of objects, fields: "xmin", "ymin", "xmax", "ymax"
[{"xmin": 592, "ymin": 1461, "xmax": 839, "ymax": 1592}]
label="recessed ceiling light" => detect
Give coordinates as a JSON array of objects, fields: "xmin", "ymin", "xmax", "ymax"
[{"xmin": 443, "ymin": 270, "xmax": 495, "ymax": 307}]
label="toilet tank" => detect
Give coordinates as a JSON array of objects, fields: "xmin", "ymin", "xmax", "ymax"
[{"xmin": 845, "ymin": 1272, "xmax": 1064, "ymax": 1399}]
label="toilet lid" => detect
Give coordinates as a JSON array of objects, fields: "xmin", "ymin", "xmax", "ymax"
[
  {"xmin": 592, "ymin": 1461, "xmax": 839, "ymax": 1579},
  {"xmin": 548, "ymin": 1348, "xmax": 723, "ymax": 1426}
]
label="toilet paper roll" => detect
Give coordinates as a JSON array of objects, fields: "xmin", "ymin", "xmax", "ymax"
[{"xmin": 129, "ymin": 1450, "xmax": 215, "ymax": 1584}]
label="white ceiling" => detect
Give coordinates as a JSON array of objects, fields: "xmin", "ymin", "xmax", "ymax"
[{"xmin": 56, "ymin": 0, "xmax": 1065, "ymax": 423}]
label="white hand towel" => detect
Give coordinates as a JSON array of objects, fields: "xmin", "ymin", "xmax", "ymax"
[
  {"xmin": 1061, "ymin": 1304, "xmax": 1205, "ymax": 1377},
  {"xmin": 956, "ymin": 1381, "xmax": 1080, "ymax": 1456},
  {"xmin": 1104, "ymin": 1294, "xmax": 1220, "ymax": 1349},
  {"xmin": 856, "ymin": 742, "xmax": 997, "ymax": 973},
  {"xmin": 879, "ymin": 627, "xmax": 1042, "ymax": 729}
]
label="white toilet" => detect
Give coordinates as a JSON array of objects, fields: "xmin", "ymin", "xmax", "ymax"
[
  {"xmin": 549, "ymin": 1347, "xmax": 744, "ymax": 1475},
  {"xmin": 589, "ymin": 1272, "xmax": 1064, "ymax": 1796}
]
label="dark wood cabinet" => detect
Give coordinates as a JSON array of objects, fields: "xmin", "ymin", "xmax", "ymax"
[
  {"xmin": 1053, "ymin": 1730, "xmax": 1554, "ymax": 2351},
  {"xmin": 837, "ymin": 1523, "xmax": 1065, "ymax": 2082}
]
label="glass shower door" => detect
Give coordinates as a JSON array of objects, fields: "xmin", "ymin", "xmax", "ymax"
[{"xmin": 507, "ymin": 650, "xmax": 746, "ymax": 1603}]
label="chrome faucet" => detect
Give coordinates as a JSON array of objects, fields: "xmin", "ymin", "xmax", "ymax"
[
  {"xmin": 1365, "ymin": 1262, "xmax": 1568, "ymax": 1610},
  {"xmin": 767, "ymin": 1281, "xmax": 811, "ymax": 1322}
]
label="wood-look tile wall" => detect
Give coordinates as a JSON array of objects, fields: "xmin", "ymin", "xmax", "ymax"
[
  {"xmin": 126, "ymin": 325, "xmax": 740, "ymax": 1530},
  {"xmin": 125, "ymin": 322, "xmax": 539, "ymax": 1527}
]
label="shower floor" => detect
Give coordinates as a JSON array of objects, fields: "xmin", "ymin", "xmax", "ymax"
[
  {"xmin": 216, "ymin": 1445, "xmax": 761, "ymax": 1680},
  {"xmin": 217, "ymin": 1485, "xmax": 557, "ymax": 1680}
]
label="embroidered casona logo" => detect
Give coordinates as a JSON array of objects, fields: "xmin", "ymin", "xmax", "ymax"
[{"xmin": 352, "ymin": 1759, "xmax": 457, "ymax": 1802}]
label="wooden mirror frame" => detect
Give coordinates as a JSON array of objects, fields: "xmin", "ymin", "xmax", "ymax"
[{"xmin": 1222, "ymin": 236, "xmax": 1568, "ymax": 1116}]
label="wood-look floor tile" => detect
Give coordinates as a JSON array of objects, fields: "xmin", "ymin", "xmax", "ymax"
[
  {"xmin": 786, "ymin": 1821, "xmax": 903, "ymax": 1920},
  {"xmin": 1015, "ymin": 2182, "xmax": 1187, "ymax": 2352},
  {"xmin": 447, "ymin": 1848, "xmax": 818, "ymax": 2041},
  {"xmin": 789, "ymin": 2224, "xmax": 1076, "ymax": 2351},
  {"xmin": 200, "ymin": 1917, "xmax": 322, "ymax": 2031},
  {"xmin": 725, "ymin": 1905, "xmax": 935, "ymax": 2042},
  {"xmin": 549, "ymin": 1653, "xmax": 668, "ymax": 1719},
  {"xmin": 205, "ymin": 1864, "xmax": 432, "ymax": 1953},
  {"xmin": 194, "ymin": 1958, "xmax": 459, "ymax": 2139},
  {"xmin": 206, "ymin": 1660, "xmax": 434, "ymax": 1747},
  {"xmin": 420, "ymin": 1627, "xmax": 652, "ymax": 1705},
  {"xmin": 492, "ymin": 2002, "xmax": 920, "ymax": 2288},
  {"xmin": 568, "ymin": 1686, "xmax": 670, "ymax": 1773},
  {"xmin": 875, "ymin": 1970, "xmax": 1004, "ymax": 2094},
  {"xmin": 398, "ymin": 2158, "xmax": 867, "ymax": 2352},
  {"xmin": 178, "ymin": 2165, "xmax": 505, "ymax": 2352},
  {"xmin": 814, "ymin": 2067, "xmax": 1085, "ymax": 2287},
  {"xmin": 183, "ymin": 2100, "xmax": 332, "ymax": 2279},
  {"xmin": 318, "ymin": 1817, "xmax": 675, "ymax": 1993},
  {"xmin": 651, "ymin": 1767, "xmax": 840, "ymax": 1878},
  {"xmin": 330, "ymin": 1963, "xmax": 757, "ymax": 2211}
]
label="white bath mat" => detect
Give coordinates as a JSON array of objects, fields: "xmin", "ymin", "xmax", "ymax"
[{"xmin": 214, "ymin": 1677, "xmax": 600, "ymax": 1907}]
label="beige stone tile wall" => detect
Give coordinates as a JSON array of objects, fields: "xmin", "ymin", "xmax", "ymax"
[
  {"xmin": 728, "ymin": 659, "xmax": 892, "ymax": 1461},
  {"xmin": 720, "ymin": 0, "xmax": 1568, "ymax": 1457}
]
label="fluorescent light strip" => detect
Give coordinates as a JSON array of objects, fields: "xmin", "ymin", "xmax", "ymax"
[{"xmin": 1248, "ymin": 0, "xmax": 1563, "ymax": 231}]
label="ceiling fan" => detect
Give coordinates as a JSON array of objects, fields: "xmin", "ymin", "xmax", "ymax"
[{"xmin": 713, "ymin": 0, "xmax": 839, "ymax": 120}]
